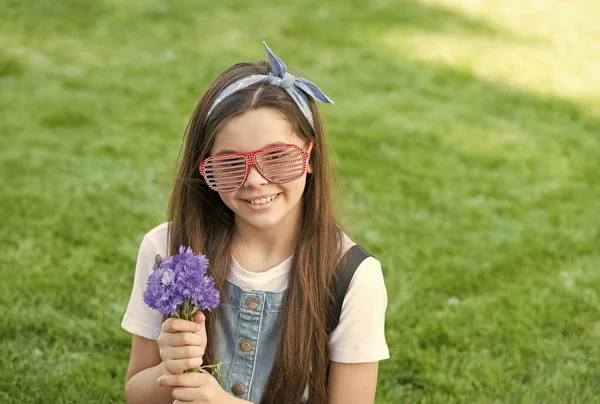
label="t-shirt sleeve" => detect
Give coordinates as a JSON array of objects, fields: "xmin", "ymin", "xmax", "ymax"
[
  {"xmin": 328, "ymin": 256, "xmax": 390, "ymax": 363},
  {"xmin": 121, "ymin": 234, "xmax": 164, "ymax": 340}
]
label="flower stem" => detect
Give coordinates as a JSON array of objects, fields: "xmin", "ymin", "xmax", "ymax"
[{"xmin": 177, "ymin": 301, "xmax": 226, "ymax": 384}]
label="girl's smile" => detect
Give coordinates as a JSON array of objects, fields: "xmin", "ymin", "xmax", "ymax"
[{"xmin": 242, "ymin": 192, "xmax": 280, "ymax": 210}]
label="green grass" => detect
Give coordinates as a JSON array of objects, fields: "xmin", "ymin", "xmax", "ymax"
[{"xmin": 1, "ymin": 0, "xmax": 600, "ymax": 402}]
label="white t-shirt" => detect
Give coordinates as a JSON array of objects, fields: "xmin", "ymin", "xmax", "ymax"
[{"xmin": 121, "ymin": 222, "xmax": 390, "ymax": 363}]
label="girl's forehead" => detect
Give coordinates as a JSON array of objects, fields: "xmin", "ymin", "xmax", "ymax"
[{"xmin": 210, "ymin": 108, "xmax": 305, "ymax": 154}]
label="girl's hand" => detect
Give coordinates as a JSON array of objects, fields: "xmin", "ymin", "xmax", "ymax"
[
  {"xmin": 157, "ymin": 372, "xmax": 234, "ymax": 404},
  {"xmin": 157, "ymin": 312, "xmax": 207, "ymax": 374}
]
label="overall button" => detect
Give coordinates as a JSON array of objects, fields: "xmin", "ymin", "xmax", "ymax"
[
  {"xmin": 232, "ymin": 383, "xmax": 245, "ymax": 396},
  {"xmin": 239, "ymin": 338, "xmax": 252, "ymax": 351},
  {"xmin": 245, "ymin": 296, "xmax": 260, "ymax": 309}
]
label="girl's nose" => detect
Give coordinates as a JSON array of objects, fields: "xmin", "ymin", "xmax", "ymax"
[{"xmin": 243, "ymin": 165, "xmax": 269, "ymax": 188}]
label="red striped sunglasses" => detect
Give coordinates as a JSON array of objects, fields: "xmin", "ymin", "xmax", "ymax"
[{"xmin": 199, "ymin": 141, "xmax": 313, "ymax": 192}]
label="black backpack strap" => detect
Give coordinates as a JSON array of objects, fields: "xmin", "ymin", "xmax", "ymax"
[{"xmin": 326, "ymin": 244, "xmax": 373, "ymax": 337}]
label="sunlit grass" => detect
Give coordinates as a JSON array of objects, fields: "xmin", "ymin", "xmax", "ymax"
[
  {"xmin": 1, "ymin": 0, "xmax": 600, "ymax": 402},
  {"xmin": 382, "ymin": 0, "xmax": 600, "ymax": 100}
]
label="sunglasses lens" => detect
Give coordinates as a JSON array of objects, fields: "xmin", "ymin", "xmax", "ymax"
[
  {"xmin": 202, "ymin": 155, "xmax": 246, "ymax": 192},
  {"xmin": 256, "ymin": 146, "xmax": 306, "ymax": 183}
]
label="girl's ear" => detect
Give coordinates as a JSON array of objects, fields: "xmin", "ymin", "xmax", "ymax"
[{"xmin": 306, "ymin": 142, "xmax": 314, "ymax": 174}]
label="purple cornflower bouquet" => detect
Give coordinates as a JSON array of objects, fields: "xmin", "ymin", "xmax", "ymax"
[{"xmin": 143, "ymin": 246, "xmax": 223, "ymax": 377}]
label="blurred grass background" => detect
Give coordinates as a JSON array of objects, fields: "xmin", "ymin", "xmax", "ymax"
[{"xmin": 1, "ymin": 0, "xmax": 600, "ymax": 402}]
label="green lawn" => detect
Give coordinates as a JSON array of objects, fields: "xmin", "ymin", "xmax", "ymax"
[{"xmin": 2, "ymin": 0, "xmax": 600, "ymax": 402}]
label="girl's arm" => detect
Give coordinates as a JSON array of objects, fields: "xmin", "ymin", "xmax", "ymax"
[
  {"xmin": 124, "ymin": 335, "xmax": 173, "ymax": 404},
  {"xmin": 126, "ymin": 334, "xmax": 254, "ymax": 404},
  {"xmin": 327, "ymin": 361, "xmax": 379, "ymax": 404}
]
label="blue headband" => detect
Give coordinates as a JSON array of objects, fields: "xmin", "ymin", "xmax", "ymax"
[{"xmin": 206, "ymin": 41, "xmax": 334, "ymax": 129}]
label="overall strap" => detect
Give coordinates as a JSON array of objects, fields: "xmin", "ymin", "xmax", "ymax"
[{"xmin": 326, "ymin": 244, "xmax": 373, "ymax": 337}]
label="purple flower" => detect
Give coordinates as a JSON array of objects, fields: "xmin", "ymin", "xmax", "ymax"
[{"xmin": 143, "ymin": 246, "xmax": 220, "ymax": 317}]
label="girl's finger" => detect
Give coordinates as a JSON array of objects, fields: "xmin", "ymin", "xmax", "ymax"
[
  {"xmin": 164, "ymin": 331, "xmax": 204, "ymax": 347},
  {"xmin": 169, "ymin": 345, "xmax": 205, "ymax": 360},
  {"xmin": 157, "ymin": 372, "xmax": 212, "ymax": 387},
  {"xmin": 163, "ymin": 357, "xmax": 204, "ymax": 374},
  {"xmin": 162, "ymin": 318, "xmax": 203, "ymax": 333},
  {"xmin": 172, "ymin": 386, "xmax": 200, "ymax": 401},
  {"xmin": 193, "ymin": 311, "xmax": 205, "ymax": 324}
]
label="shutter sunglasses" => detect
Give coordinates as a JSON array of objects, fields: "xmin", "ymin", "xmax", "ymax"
[{"xmin": 199, "ymin": 141, "xmax": 313, "ymax": 192}]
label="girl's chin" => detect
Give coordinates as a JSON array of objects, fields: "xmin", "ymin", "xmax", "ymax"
[{"xmin": 239, "ymin": 217, "xmax": 283, "ymax": 231}]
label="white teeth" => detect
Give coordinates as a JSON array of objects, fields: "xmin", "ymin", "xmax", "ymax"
[{"xmin": 249, "ymin": 194, "xmax": 277, "ymax": 205}]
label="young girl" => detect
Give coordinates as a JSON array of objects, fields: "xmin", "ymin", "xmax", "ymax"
[{"xmin": 122, "ymin": 42, "xmax": 389, "ymax": 404}]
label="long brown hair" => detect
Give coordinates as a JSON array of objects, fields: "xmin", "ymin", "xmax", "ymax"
[{"xmin": 167, "ymin": 60, "xmax": 343, "ymax": 403}]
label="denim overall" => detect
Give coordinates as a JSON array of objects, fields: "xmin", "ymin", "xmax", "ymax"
[{"xmin": 215, "ymin": 281, "xmax": 309, "ymax": 403}]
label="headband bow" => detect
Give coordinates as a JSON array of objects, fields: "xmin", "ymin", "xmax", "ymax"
[{"xmin": 206, "ymin": 41, "xmax": 334, "ymax": 129}]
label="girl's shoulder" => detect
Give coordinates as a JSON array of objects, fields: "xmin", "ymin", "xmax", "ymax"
[
  {"xmin": 340, "ymin": 231, "xmax": 355, "ymax": 255},
  {"xmin": 145, "ymin": 221, "xmax": 170, "ymax": 239},
  {"xmin": 140, "ymin": 222, "xmax": 171, "ymax": 256},
  {"xmin": 339, "ymin": 231, "xmax": 379, "ymax": 265},
  {"xmin": 338, "ymin": 231, "xmax": 384, "ymax": 287},
  {"xmin": 329, "ymin": 234, "xmax": 389, "ymax": 362}
]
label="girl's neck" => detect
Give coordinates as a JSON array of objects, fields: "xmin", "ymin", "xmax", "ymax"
[{"xmin": 232, "ymin": 215, "xmax": 301, "ymax": 273}]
